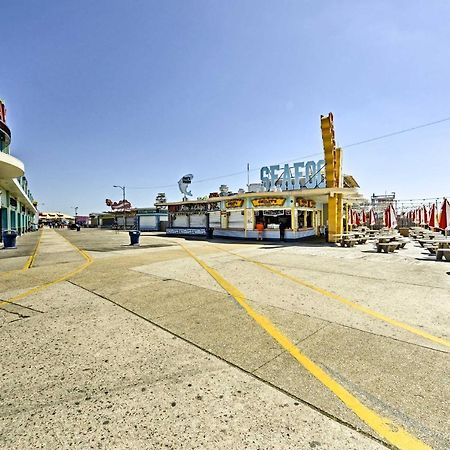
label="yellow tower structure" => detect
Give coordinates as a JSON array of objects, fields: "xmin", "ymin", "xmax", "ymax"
[{"xmin": 320, "ymin": 113, "xmax": 344, "ymax": 242}]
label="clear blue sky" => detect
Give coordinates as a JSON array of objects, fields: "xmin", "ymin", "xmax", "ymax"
[{"xmin": 2, "ymin": 0, "xmax": 450, "ymax": 214}]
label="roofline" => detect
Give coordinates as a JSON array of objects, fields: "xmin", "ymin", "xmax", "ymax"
[{"xmin": 157, "ymin": 187, "xmax": 360, "ymax": 206}]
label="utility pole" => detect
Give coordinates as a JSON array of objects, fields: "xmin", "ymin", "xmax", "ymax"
[
  {"xmin": 113, "ymin": 185, "xmax": 126, "ymax": 229},
  {"xmin": 247, "ymin": 163, "xmax": 250, "ymax": 192}
]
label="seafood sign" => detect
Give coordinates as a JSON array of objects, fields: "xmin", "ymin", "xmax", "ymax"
[
  {"xmin": 105, "ymin": 199, "xmax": 132, "ymax": 210},
  {"xmin": 178, "ymin": 174, "xmax": 194, "ymax": 197}
]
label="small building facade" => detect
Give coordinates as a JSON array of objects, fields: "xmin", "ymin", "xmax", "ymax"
[
  {"xmin": 90, "ymin": 208, "xmax": 168, "ymax": 231},
  {"xmin": 0, "ymin": 100, "xmax": 37, "ymax": 240}
]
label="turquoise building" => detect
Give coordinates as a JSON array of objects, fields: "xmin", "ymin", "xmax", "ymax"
[{"xmin": 0, "ymin": 100, "xmax": 37, "ymax": 240}]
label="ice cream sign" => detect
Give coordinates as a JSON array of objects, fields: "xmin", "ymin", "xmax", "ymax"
[{"xmin": 260, "ymin": 160, "xmax": 325, "ymax": 191}]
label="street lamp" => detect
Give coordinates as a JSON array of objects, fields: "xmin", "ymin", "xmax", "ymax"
[
  {"xmin": 71, "ymin": 206, "xmax": 79, "ymax": 227},
  {"xmin": 113, "ymin": 185, "xmax": 126, "ymax": 229}
]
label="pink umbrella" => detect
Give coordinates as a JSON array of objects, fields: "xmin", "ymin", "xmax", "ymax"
[
  {"xmin": 429, "ymin": 204, "xmax": 437, "ymax": 228},
  {"xmin": 384, "ymin": 204, "xmax": 397, "ymax": 229},
  {"xmin": 439, "ymin": 198, "xmax": 450, "ymax": 231},
  {"xmin": 369, "ymin": 209, "xmax": 376, "ymax": 226}
]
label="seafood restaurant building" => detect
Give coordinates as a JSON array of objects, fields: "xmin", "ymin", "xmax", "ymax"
[{"xmin": 159, "ymin": 114, "xmax": 362, "ymax": 243}]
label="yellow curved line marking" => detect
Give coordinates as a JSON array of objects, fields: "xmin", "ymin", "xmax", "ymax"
[
  {"xmin": 180, "ymin": 243, "xmax": 431, "ymax": 450},
  {"xmin": 22, "ymin": 230, "xmax": 43, "ymax": 270},
  {"xmin": 0, "ymin": 232, "xmax": 92, "ymax": 309},
  {"xmin": 214, "ymin": 245, "xmax": 450, "ymax": 350}
]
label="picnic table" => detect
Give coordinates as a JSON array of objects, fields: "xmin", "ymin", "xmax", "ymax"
[
  {"xmin": 376, "ymin": 242, "xmax": 399, "ymax": 253},
  {"xmin": 375, "ymin": 235, "xmax": 408, "ymax": 253},
  {"xmin": 437, "ymin": 248, "xmax": 450, "ymax": 261},
  {"xmin": 436, "ymin": 240, "xmax": 450, "ymax": 249},
  {"xmin": 340, "ymin": 234, "xmax": 359, "ymax": 247},
  {"xmin": 419, "ymin": 238, "xmax": 450, "ymax": 248},
  {"xmin": 377, "ymin": 235, "xmax": 397, "ymax": 243}
]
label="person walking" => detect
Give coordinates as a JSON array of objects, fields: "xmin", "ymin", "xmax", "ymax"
[
  {"xmin": 256, "ymin": 222, "xmax": 264, "ymax": 241},
  {"xmin": 279, "ymin": 220, "xmax": 287, "ymax": 242}
]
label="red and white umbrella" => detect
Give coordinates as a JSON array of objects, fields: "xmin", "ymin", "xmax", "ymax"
[
  {"xmin": 438, "ymin": 198, "xmax": 450, "ymax": 231},
  {"xmin": 421, "ymin": 206, "xmax": 428, "ymax": 226},
  {"xmin": 417, "ymin": 207, "xmax": 423, "ymax": 225},
  {"xmin": 354, "ymin": 210, "xmax": 361, "ymax": 226},
  {"xmin": 384, "ymin": 204, "xmax": 397, "ymax": 229},
  {"xmin": 369, "ymin": 208, "xmax": 376, "ymax": 226},
  {"xmin": 429, "ymin": 204, "xmax": 437, "ymax": 228},
  {"xmin": 361, "ymin": 210, "xmax": 367, "ymax": 225},
  {"xmin": 347, "ymin": 207, "xmax": 353, "ymax": 226}
]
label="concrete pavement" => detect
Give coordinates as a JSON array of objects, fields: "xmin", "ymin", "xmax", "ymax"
[{"xmin": 1, "ymin": 228, "xmax": 449, "ymax": 449}]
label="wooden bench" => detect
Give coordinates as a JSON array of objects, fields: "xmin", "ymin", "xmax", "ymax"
[
  {"xmin": 436, "ymin": 249, "xmax": 450, "ymax": 261},
  {"xmin": 376, "ymin": 242, "xmax": 399, "ymax": 253}
]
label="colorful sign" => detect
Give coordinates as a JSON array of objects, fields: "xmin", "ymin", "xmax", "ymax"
[
  {"xmin": 225, "ymin": 199, "xmax": 244, "ymax": 208},
  {"xmin": 260, "ymin": 160, "xmax": 325, "ymax": 191},
  {"xmin": 251, "ymin": 197, "xmax": 285, "ymax": 207},
  {"xmin": 297, "ymin": 198, "xmax": 316, "ymax": 208},
  {"xmin": 105, "ymin": 199, "xmax": 132, "ymax": 211},
  {"xmin": 178, "ymin": 174, "xmax": 193, "ymax": 197}
]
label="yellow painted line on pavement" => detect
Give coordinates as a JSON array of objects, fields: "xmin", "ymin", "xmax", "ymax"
[
  {"xmin": 180, "ymin": 242, "xmax": 431, "ymax": 450},
  {"xmin": 214, "ymin": 245, "xmax": 450, "ymax": 350},
  {"xmin": 55, "ymin": 230, "xmax": 93, "ymax": 263},
  {"xmin": 0, "ymin": 233, "xmax": 92, "ymax": 309},
  {"xmin": 22, "ymin": 230, "xmax": 43, "ymax": 270}
]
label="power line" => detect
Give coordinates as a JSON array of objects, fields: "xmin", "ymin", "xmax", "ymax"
[
  {"xmin": 127, "ymin": 115, "xmax": 450, "ymax": 191},
  {"xmin": 341, "ymin": 117, "xmax": 450, "ymax": 149}
]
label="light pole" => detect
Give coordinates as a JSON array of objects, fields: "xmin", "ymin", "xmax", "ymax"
[
  {"xmin": 113, "ymin": 185, "xmax": 126, "ymax": 229},
  {"xmin": 71, "ymin": 206, "xmax": 78, "ymax": 228}
]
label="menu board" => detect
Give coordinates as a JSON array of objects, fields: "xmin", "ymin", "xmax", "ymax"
[
  {"xmin": 251, "ymin": 198, "xmax": 285, "ymax": 207},
  {"xmin": 225, "ymin": 199, "xmax": 245, "ymax": 208},
  {"xmin": 297, "ymin": 198, "xmax": 316, "ymax": 208}
]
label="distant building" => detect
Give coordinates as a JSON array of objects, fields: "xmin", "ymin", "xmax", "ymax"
[
  {"xmin": 0, "ymin": 100, "xmax": 37, "ymax": 239},
  {"xmin": 38, "ymin": 211, "xmax": 75, "ymax": 226},
  {"xmin": 90, "ymin": 207, "xmax": 168, "ymax": 231},
  {"xmin": 370, "ymin": 193, "xmax": 397, "ymax": 213},
  {"xmin": 371, "ymin": 192, "xmax": 396, "ymax": 205}
]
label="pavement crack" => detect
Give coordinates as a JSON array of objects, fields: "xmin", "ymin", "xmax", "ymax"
[
  {"xmin": 0, "ymin": 298, "xmax": 44, "ymax": 314},
  {"xmin": 250, "ymin": 258, "xmax": 449, "ymax": 291},
  {"xmin": 246, "ymin": 298, "xmax": 450, "ymax": 355},
  {"xmin": 251, "ymin": 325, "xmax": 329, "ymax": 374},
  {"xmin": 65, "ymin": 280, "xmax": 388, "ymax": 449}
]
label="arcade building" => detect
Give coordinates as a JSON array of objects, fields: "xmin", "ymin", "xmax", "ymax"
[{"xmin": 159, "ymin": 114, "xmax": 362, "ymax": 243}]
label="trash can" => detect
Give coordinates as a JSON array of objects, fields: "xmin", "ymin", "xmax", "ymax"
[
  {"xmin": 206, "ymin": 227, "xmax": 214, "ymax": 239},
  {"xmin": 129, "ymin": 230, "xmax": 140, "ymax": 245},
  {"xmin": 76, "ymin": 225, "xmax": 81, "ymax": 232},
  {"xmin": 2, "ymin": 230, "xmax": 18, "ymax": 249}
]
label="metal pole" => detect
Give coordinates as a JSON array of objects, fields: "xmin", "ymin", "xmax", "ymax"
[
  {"xmin": 113, "ymin": 185, "xmax": 126, "ymax": 230},
  {"xmin": 247, "ymin": 163, "xmax": 250, "ymax": 192},
  {"xmin": 123, "ymin": 186, "xmax": 126, "ymax": 229}
]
